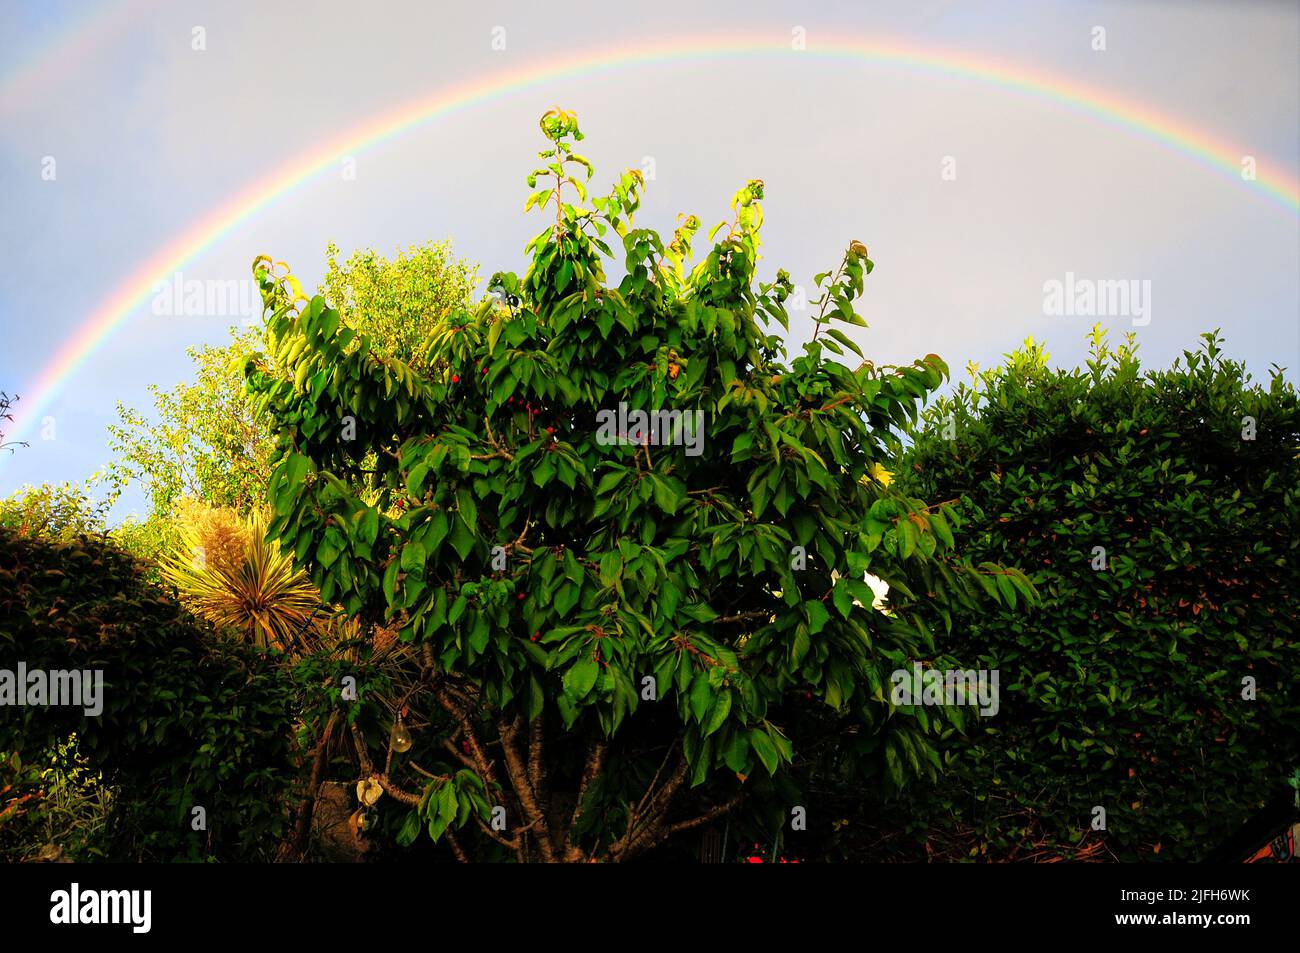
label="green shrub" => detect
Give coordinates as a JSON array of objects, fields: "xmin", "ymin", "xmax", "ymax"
[
  {"xmin": 0, "ymin": 736, "xmax": 113, "ymax": 862},
  {"xmin": 899, "ymin": 329, "xmax": 1300, "ymax": 860},
  {"xmin": 0, "ymin": 480, "xmax": 110, "ymax": 542},
  {"xmin": 0, "ymin": 526, "xmax": 299, "ymax": 860}
]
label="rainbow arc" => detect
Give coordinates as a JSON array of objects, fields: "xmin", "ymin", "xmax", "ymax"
[{"xmin": 4, "ymin": 35, "xmax": 1297, "ymax": 449}]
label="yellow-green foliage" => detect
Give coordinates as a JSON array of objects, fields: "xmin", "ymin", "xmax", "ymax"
[
  {"xmin": 322, "ymin": 238, "xmax": 479, "ymax": 368},
  {"xmin": 160, "ymin": 503, "xmax": 325, "ymax": 650}
]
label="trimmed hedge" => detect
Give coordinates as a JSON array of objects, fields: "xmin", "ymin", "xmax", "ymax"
[
  {"xmin": 0, "ymin": 527, "xmax": 298, "ymax": 860},
  {"xmin": 899, "ymin": 331, "xmax": 1300, "ymax": 861}
]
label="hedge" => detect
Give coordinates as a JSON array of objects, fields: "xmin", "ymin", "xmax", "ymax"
[{"xmin": 897, "ymin": 331, "xmax": 1300, "ymax": 861}]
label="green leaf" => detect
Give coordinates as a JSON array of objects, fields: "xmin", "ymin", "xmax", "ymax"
[
  {"xmin": 790, "ymin": 624, "xmax": 810, "ymax": 665},
  {"xmin": 826, "ymin": 327, "xmax": 864, "ymax": 357},
  {"xmin": 316, "ymin": 537, "xmax": 341, "ymax": 568},
  {"xmin": 396, "ymin": 811, "xmax": 421, "ymax": 847},
  {"xmin": 995, "ymin": 573, "xmax": 1018, "ymax": 609},
  {"xmin": 598, "ymin": 551, "xmax": 622, "ymax": 588},
  {"xmin": 563, "ymin": 657, "xmax": 599, "ymax": 700},
  {"xmin": 898, "ymin": 519, "xmax": 919, "ymax": 559},
  {"xmin": 382, "ymin": 559, "xmax": 400, "ymax": 607},
  {"xmin": 527, "ymin": 675, "xmax": 545, "ymax": 721},
  {"xmin": 554, "ymin": 582, "xmax": 581, "ymax": 618},
  {"xmin": 427, "ymin": 807, "xmax": 451, "ymax": 843},
  {"xmin": 406, "ymin": 461, "xmax": 430, "ymax": 498},
  {"xmin": 358, "ymin": 507, "xmax": 379, "ymax": 546},
  {"xmin": 456, "ymin": 487, "xmax": 478, "ymax": 529},
  {"xmin": 930, "ymin": 509, "xmax": 954, "ymax": 548},
  {"xmin": 806, "ymin": 600, "xmax": 831, "ymax": 634},
  {"xmin": 750, "ymin": 729, "xmax": 779, "ymax": 775},
  {"xmin": 703, "ymin": 690, "xmax": 731, "ymax": 736},
  {"xmin": 285, "ymin": 452, "xmax": 311, "ymax": 487},
  {"xmin": 689, "ymin": 670, "xmax": 712, "ymax": 723},
  {"xmin": 832, "ymin": 580, "xmax": 854, "ymax": 619},
  {"xmin": 425, "ymin": 510, "xmax": 450, "ymax": 553},
  {"xmin": 651, "ymin": 475, "xmax": 682, "ymax": 515},
  {"xmin": 723, "ymin": 732, "xmax": 750, "ymax": 772},
  {"xmin": 563, "ymin": 549, "xmax": 584, "ymax": 585},
  {"xmin": 400, "ymin": 540, "xmax": 426, "ymax": 574},
  {"xmin": 449, "ymin": 517, "xmax": 475, "ymax": 561}
]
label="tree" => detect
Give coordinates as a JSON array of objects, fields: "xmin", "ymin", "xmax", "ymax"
[
  {"xmin": 247, "ymin": 109, "xmax": 1027, "ymax": 862},
  {"xmin": 106, "ymin": 241, "xmax": 479, "ymax": 528},
  {"xmin": 322, "ymin": 239, "xmax": 479, "ymax": 369},
  {"xmin": 900, "ymin": 329, "xmax": 1300, "ymax": 860},
  {"xmin": 108, "ymin": 327, "xmax": 271, "ymax": 522},
  {"xmin": 0, "ymin": 391, "xmax": 26, "ymax": 455}
]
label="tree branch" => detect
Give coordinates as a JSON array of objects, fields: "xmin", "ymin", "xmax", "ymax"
[
  {"xmin": 278, "ymin": 710, "xmax": 341, "ymax": 861},
  {"xmin": 348, "ymin": 723, "xmax": 423, "ymax": 806},
  {"xmin": 570, "ymin": 740, "xmax": 606, "ymax": 830},
  {"xmin": 667, "ymin": 793, "xmax": 745, "ymax": 835},
  {"xmin": 498, "ymin": 715, "xmax": 555, "ymax": 862},
  {"xmin": 527, "ymin": 714, "xmax": 550, "ymax": 830}
]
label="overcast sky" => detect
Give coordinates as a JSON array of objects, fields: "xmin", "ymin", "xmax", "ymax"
[{"xmin": 1, "ymin": 0, "xmax": 1297, "ymax": 519}]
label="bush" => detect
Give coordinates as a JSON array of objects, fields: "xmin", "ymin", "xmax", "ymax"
[
  {"xmin": 0, "ymin": 480, "xmax": 110, "ymax": 542},
  {"xmin": 0, "ymin": 526, "xmax": 299, "ymax": 860},
  {"xmin": 899, "ymin": 329, "xmax": 1300, "ymax": 860}
]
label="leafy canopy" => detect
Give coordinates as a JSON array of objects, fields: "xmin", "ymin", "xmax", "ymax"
[{"xmin": 107, "ymin": 240, "xmax": 479, "ymax": 528}]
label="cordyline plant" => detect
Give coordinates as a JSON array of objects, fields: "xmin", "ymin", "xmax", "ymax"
[
  {"xmin": 246, "ymin": 109, "xmax": 1031, "ymax": 862},
  {"xmin": 158, "ymin": 504, "xmax": 327, "ymax": 652}
]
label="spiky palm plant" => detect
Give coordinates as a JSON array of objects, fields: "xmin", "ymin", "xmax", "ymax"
[{"xmin": 160, "ymin": 505, "xmax": 324, "ymax": 650}]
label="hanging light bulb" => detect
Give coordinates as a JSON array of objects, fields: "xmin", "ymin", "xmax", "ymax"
[{"xmin": 389, "ymin": 715, "xmax": 412, "ymax": 753}]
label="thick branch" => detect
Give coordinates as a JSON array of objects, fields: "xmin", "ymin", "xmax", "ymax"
[
  {"xmin": 446, "ymin": 829, "xmax": 470, "ymax": 863},
  {"xmin": 611, "ymin": 753, "xmax": 689, "ymax": 861},
  {"xmin": 433, "ymin": 680, "xmax": 503, "ymax": 796},
  {"xmin": 621, "ymin": 792, "xmax": 745, "ymax": 863},
  {"xmin": 570, "ymin": 740, "xmax": 606, "ymax": 829},
  {"xmin": 279, "ymin": 710, "xmax": 340, "ymax": 861},
  {"xmin": 527, "ymin": 715, "xmax": 549, "ymax": 827},
  {"xmin": 498, "ymin": 715, "xmax": 555, "ymax": 862}
]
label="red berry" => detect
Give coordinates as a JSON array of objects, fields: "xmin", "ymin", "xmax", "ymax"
[
  {"xmin": 546, "ymin": 426, "xmax": 554, "ymax": 434},
  {"xmin": 451, "ymin": 375, "xmax": 460, "ymax": 384},
  {"xmin": 517, "ymin": 593, "xmax": 525, "ymax": 600}
]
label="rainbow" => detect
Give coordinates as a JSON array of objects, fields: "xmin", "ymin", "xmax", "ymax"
[
  {"xmin": 0, "ymin": 0, "xmax": 155, "ymax": 115},
  {"xmin": 5, "ymin": 34, "xmax": 1298, "ymax": 450}
]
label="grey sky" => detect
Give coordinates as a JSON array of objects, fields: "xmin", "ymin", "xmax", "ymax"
[{"xmin": 1, "ymin": 0, "xmax": 1297, "ymax": 519}]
